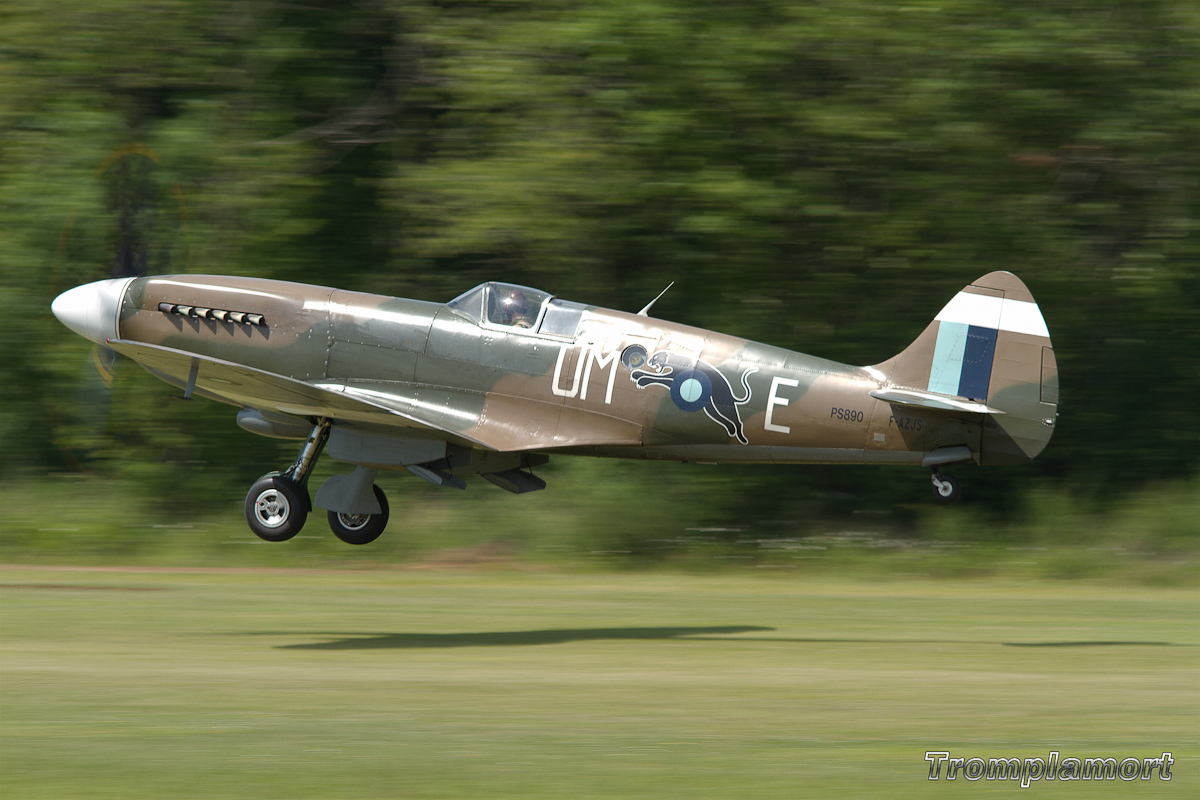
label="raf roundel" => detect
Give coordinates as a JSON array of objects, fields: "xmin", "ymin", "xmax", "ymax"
[{"xmin": 669, "ymin": 368, "xmax": 712, "ymax": 413}]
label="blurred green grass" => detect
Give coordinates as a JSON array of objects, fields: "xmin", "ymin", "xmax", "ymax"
[
  {"xmin": 1, "ymin": 568, "xmax": 1196, "ymax": 799},
  {"xmin": 1, "ymin": 463, "xmax": 1195, "ymax": 586}
]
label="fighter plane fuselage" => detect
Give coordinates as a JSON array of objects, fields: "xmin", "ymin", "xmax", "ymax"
[
  {"xmin": 52, "ymin": 270, "xmax": 1057, "ymax": 540},
  {"xmin": 109, "ymin": 273, "xmax": 1011, "ymax": 467}
]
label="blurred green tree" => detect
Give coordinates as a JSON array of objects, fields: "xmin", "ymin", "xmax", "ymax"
[{"xmin": 2, "ymin": 0, "xmax": 1196, "ymax": 528}]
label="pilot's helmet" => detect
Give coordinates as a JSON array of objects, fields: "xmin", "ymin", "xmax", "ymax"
[{"xmin": 499, "ymin": 289, "xmax": 527, "ymax": 323}]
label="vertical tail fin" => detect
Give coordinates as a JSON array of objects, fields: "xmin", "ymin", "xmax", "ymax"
[{"xmin": 872, "ymin": 271, "xmax": 1057, "ymax": 465}]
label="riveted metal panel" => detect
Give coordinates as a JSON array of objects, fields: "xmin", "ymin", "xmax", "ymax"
[{"xmin": 1041, "ymin": 347, "xmax": 1059, "ymax": 404}]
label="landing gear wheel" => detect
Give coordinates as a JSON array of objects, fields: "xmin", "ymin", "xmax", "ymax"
[
  {"xmin": 245, "ymin": 475, "xmax": 309, "ymax": 541},
  {"xmin": 931, "ymin": 473, "xmax": 962, "ymax": 505},
  {"xmin": 328, "ymin": 485, "xmax": 389, "ymax": 545}
]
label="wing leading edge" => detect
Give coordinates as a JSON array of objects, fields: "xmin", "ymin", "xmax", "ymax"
[
  {"xmin": 106, "ymin": 340, "xmax": 493, "ymax": 450},
  {"xmin": 106, "ymin": 340, "xmax": 644, "ymax": 453}
]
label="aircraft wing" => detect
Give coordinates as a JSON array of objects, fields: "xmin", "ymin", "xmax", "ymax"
[
  {"xmin": 107, "ymin": 340, "xmax": 643, "ymax": 452},
  {"xmin": 106, "ymin": 340, "xmax": 494, "ymax": 450},
  {"xmin": 328, "ymin": 381, "xmax": 643, "ymax": 451}
]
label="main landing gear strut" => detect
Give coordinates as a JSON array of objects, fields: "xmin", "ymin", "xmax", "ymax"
[
  {"xmin": 244, "ymin": 418, "xmax": 330, "ymax": 542},
  {"xmin": 243, "ymin": 419, "xmax": 392, "ymax": 544}
]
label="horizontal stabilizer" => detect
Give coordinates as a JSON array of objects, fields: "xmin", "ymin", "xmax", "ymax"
[{"xmin": 869, "ymin": 388, "xmax": 1005, "ymax": 415}]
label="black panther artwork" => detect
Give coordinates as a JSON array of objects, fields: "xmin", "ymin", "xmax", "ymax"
[{"xmin": 629, "ymin": 349, "xmax": 758, "ymax": 444}]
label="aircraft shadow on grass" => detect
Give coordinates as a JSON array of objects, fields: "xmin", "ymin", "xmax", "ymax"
[
  {"xmin": 1000, "ymin": 640, "xmax": 1177, "ymax": 647},
  {"xmin": 262, "ymin": 628, "xmax": 1179, "ymax": 651},
  {"xmin": 272, "ymin": 626, "xmax": 774, "ymax": 650}
]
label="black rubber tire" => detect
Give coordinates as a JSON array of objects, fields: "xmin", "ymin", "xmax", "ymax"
[
  {"xmin": 327, "ymin": 485, "xmax": 389, "ymax": 545},
  {"xmin": 932, "ymin": 474, "xmax": 962, "ymax": 505},
  {"xmin": 245, "ymin": 475, "xmax": 309, "ymax": 542}
]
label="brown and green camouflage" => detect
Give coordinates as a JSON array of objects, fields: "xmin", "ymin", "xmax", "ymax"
[{"xmin": 52, "ymin": 270, "xmax": 1056, "ymax": 507}]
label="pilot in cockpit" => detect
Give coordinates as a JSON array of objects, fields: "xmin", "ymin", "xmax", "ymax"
[{"xmin": 498, "ymin": 289, "xmax": 534, "ymax": 328}]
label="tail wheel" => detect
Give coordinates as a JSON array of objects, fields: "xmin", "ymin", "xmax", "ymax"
[
  {"xmin": 328, "ymin": 485, "xmax": 389, "ymax": 545},
  {"xmin": 245, "ymin": 475, "xmax": 309, "ymax": 541},
  {"xmin": 931, "ymin": 474, "xmax": 962, "ymax": 504}
]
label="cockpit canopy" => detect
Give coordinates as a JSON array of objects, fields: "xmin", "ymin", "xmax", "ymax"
[{"xmin": 447, "ymin": 282, "xmax": 586, "ymax": 339}]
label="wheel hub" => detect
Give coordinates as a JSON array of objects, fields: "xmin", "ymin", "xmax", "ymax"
[
  {"xmin": 336, "ymin": 512, "xmax": 371, "ymax": 531},
  {"xmin": 254, "ymin": 489, "xmax": 291, "ymax": 528}
]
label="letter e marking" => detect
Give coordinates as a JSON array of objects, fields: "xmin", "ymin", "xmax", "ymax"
[{"xmin": 765, "ymin": 377, "xmax": 799, "ymax": 434}]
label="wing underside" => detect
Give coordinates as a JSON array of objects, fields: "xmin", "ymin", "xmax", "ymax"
[
  {"xmin": 106, "ymin": 340, "xmax": 492, "ymax": 449},
  {"xmin": 106, "ymin": 340, "xmax": 643, "ymax": 453}
]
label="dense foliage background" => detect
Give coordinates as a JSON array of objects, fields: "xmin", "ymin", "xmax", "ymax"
[{"xmin": 2, "ymin": 0, "xmax": 1197, "ymax": 547}]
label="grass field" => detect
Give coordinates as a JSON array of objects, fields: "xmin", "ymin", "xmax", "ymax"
[
  {"xmin": 4, "ymin": 471, "xmax": 1198, "ymax": 589},
  {"xmin": 1, "ymin": 567, "xmax": 1196, "ymax": 799}
]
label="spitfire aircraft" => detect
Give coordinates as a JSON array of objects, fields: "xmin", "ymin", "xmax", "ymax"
[{"xmin": 51, "ymin": 271, "xmax": 1057, "ymax": 544}]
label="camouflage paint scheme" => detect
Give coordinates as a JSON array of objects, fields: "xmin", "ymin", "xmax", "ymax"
[{"xmin": 58, "ymin": 271, "xmax": 1057, "ymax": 493}]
